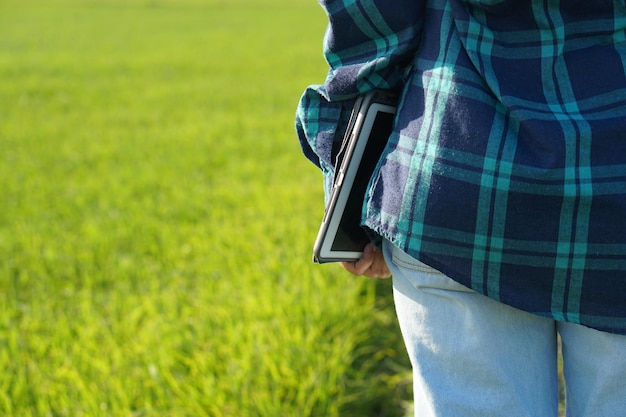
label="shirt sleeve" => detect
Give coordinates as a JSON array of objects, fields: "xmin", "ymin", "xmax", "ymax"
[{"xmin": 295, "ymin": 0, "xmax": 425, "ymax": 193}]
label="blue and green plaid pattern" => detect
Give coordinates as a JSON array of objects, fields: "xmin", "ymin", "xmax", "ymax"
[{"xmin": 296, "ymin": 0, "xmax": 626, "ymax": 334}]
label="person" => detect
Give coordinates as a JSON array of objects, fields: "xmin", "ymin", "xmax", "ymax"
[{"xmin": 296, "ymin": 1, "xmax": 626, "ymax": 416}]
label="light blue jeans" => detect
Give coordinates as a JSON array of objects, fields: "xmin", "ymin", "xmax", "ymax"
[{"xmin": 384, "ymin": 240, "xmax": 626, "ymax": 417}]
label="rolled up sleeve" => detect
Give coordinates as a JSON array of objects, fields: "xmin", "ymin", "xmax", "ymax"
[{"xmin": 296, "ymin": 0, "xmax": 425, "ymax": 193}]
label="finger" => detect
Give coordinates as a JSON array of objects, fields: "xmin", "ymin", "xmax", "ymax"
[
  {"xmin": 353, "ymin": 245, "xmax": 376, "ymax": 274},
  {"xmin": 339, "ymin": 244, "xmax": 390, "ymax": 278},
  {"xmin": 339, "ymin": 250, "xmax": 374, "ymax": 276},
  {"xmin": 367, "ymin": 263, "xmax": 390, "ymax": 279},
  {"xmin": 339, "ymin": 260, "xmax": 370, "ymax": 275},
  {"xmin": 365, "ymin": 244, "xmax": 391, "ymax": 279},
  {"xmin": 339, "ymin": 261, "xmax": 358, "ymax": 275}
]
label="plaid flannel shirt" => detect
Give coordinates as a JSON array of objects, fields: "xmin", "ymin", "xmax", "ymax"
[{"xmin": 296, "ymin": 0, "xmax": 626, "ymax": 334}]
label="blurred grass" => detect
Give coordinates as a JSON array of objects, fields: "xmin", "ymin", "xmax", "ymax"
[{"xmin": 0, "ymin": 0, "xmax": 412, "ymax": 416}]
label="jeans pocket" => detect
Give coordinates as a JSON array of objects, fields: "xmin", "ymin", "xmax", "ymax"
[
  {"xmin": 390, "ymin": 244, "xmax": 473, "ymax": 293},
  {"xmin": 391, "ymin": 245, "xmax": 443, "ymax": 274}
]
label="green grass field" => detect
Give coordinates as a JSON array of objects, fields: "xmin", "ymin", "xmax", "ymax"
[{"xmin": 0, "ymin": 0, "xmax": 412, "ymax": 416}]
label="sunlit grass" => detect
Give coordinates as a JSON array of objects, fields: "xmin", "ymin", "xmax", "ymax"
[{"xmin": 0, "ymin": 0, "xmax": 412, "ymax": 415}]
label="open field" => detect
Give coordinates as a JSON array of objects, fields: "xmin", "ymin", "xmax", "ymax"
[{"xmin": 0, "ymin": 0, "xmax": 412, "ymax": 416}]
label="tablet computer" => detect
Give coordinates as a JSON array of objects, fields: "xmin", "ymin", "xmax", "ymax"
[{"xmin": 313, "ymin": 90, "xmax": 398, "ymax": 263}]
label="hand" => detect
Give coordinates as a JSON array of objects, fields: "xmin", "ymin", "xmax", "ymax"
[{"xmin": 339, "ymin": 243, "xmax": 391, "ymax": 279}]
